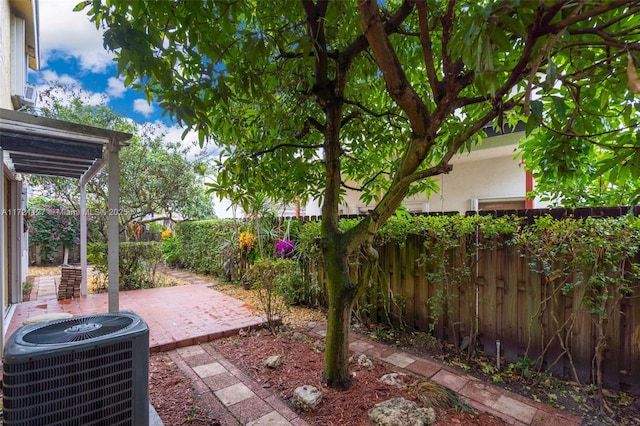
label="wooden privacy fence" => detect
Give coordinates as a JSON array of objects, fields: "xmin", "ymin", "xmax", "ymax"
[{"xmin": 301, "ymin": 234, "xmax": 640, "ymax": 391}]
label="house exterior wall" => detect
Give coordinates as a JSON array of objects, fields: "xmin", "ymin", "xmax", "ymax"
[
  {"xmin": 331, "ymin": 151, "xmax": 527, "ymax": 215},
  {"xmin": 311, "ymin": 130, "xmax": 530, "ymax": 216},
  {"xmin": 1, "ymin": 0, "xmax": 37, "ymax": 344},
  {"xmin": 2, "ymin": 0, "xmax": 38, "ymax": 109},
  {"xmin": 426, "ymin": 153, "xmax": 526, "ymax": 213},
  {"xmin": 1, "ymin": 0, "xmax": 13, "ymax": 109}
]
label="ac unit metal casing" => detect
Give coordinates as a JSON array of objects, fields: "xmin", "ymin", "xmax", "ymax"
[{"xmin": 3, "ymin": 311, "xmax": 149, "ymax": 426}]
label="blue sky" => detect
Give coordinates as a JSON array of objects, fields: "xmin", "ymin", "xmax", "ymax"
[
  {"xmin": 33, "ymin": 0, "xmax": 233, "ymax": 215},
  {"xmin": 33, "ymin": 0, "xmax": 200, "ymax": 144}
]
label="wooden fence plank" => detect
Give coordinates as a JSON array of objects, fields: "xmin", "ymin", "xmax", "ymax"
[
  {"xmin": 542, "ymin": 279, "xmax": 566, "ymax": 377},
  {"xmin": 624, "ymin": 293, "xmax": 640, "ymax": 392},
  {"xmin": 503, "ymin": 245, "xmax": 519, "ymax": 363},
  {"xmin": 603, "ymin": 297, "xmax": 621, "ymax": 390},
  {"xmin": 415, "ymin": 241, "xmax": 429, "ymax": 332},
  {"xmin": 571, "ymin": 284, "xmax": 593, "ymax": 384},
  {"xmin": 524, "ymin": 259, "xmax": 543, "ymax": 363},
  {"xmin": 480, "ymin": 243, "xmax": 498, "ymax": 357}
]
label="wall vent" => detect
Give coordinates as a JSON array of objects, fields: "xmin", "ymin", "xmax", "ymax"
[
  {"xmin": 21, "ymin": 83, "xmax": 37, "ymax": 107},
  {"xmin": 3, "ymin": 311, "xmax": 149, "ymax": 425}
]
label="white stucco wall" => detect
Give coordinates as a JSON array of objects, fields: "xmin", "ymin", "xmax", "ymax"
[
  {"xmin": 1, "ymin": 0, "xmax": 13, "ymax": 109},
  {"xmin": 426, "ymin": 153, "xmax": 526, "ymax": 213},
  {"xmin": 335, "ymin": 151, "xmax": 526, "ymax": 215},
  {"xmin": 333, "ymin": 134, "xmax": 528, "ymax": 215}
]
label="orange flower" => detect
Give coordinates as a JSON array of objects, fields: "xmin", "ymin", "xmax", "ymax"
[{"xmin": 239, "ymin": 231, "xmax": 256, "ymax": 253}]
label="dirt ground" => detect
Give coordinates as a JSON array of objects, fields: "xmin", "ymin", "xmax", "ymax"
[
  {"xmin": 149, "ymin": 323, "xmax": 508, "ymax": 426},
  {"xmin": 148, "ymin": 279, "xmax": 507, "ymax": 425}
]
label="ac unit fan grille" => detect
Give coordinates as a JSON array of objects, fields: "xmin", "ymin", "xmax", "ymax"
[{"xmin": 22, "ymin": 315, "xmax": 134, "ymax": 344}]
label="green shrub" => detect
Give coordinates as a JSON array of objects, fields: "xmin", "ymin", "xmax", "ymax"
[
  {"xmin": 246, "ymin": 258, "xmax": 302, "ymax": 332},
  {"xmin": 161, "ymin": 236, "xmax": 180, "ymax": 266},
  {"xmin": 88, "ymin": 242, "xmax": 163, "ymax": 291},
  {"xmin": 174, "ymin": 219, "xmax": 242, "ymax": 276}
]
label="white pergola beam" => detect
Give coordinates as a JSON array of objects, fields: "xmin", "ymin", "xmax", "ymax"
[
  {"xmin": 80, "ymin": 183, "xmax": 88, "ymax": 296},
  {"xmin": 107, "ymin": 139, "xmax": 120, "ymax": 312}
]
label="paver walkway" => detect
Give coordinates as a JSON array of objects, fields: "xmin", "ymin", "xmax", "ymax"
[{"xmin": 5, "ymin": 269, "xmax": 584, "ymax": 426}]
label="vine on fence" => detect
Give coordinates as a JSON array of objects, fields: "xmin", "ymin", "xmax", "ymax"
[
  {"xmin": 417, "ymin": 214, "xmax": 517, "ymax": 360},
  {"xmin": 173, "ymin": 213, "xmax": 640, "ymax": 391},
  {"xmin": 515, "ymin": 215, "xmax": 640, "ymax": 407}
]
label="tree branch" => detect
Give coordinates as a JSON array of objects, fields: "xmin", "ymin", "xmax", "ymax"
[
  {"xmin": 523, "ymin": 1, "xmax": 584, "ymax": 115},
  {"xmin": 341, "ymin": 170, "xmax": 390, "ymax": 192},
  {"xmin": 343, "ymin": 98, "xmax": 405, "ymax": 121},
  {"xmin": 358, "ymin": 0, "xmax": 429, "ymax": 134},
  {"xmin": 342, "ymin": 0, "xmax": 415, "ymax": 65},
  {"xmin": 295, "ymin": 116, "xmax": 325, "ymax": 139},
  {"xmin": 543, "ymin": 1, "xmax": 640, "ymax": 36},
  {"xmin": 539, "ymin": 121, "xmax": 640, "ymax": 150},
  {"xmin": 250, "ymin": 142, "xmax": 324, "ymax": 159},
  {"xmin": 416, "ymin": 1, "xmax": 441, "ymax": 101}
]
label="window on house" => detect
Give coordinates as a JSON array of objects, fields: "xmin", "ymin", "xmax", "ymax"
[{"xmin": 478, "ymin": 199, "xmax": 525, "ymax": 211}]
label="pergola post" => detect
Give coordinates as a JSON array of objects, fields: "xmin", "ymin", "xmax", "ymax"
[
  {"xmin": 107, "ymin": 140, "xmax": 121, "ymax": 312},
  {"xmin": 80, "ymin": 182, "xmax": 88, "ymax": 296}
]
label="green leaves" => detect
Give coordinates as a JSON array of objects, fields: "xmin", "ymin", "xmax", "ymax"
[
  {"xmin": 36, "ymin": 87, "xmax": 214, "ymax": 229},
  {"xmin": 28, "ymin": 197, "xmax": 80, "ymax": 262}
]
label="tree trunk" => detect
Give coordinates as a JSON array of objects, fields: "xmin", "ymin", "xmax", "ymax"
[{"xmin": 322, "ymin": 250, "xmax": 357, "ymax": 389}]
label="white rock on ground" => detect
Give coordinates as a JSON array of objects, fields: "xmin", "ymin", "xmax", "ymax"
[
  {"xmin": 263, "ymin": 355, "xmax": 283, "ymax": 368},
  {"xmin": 292, "ymin": 385, "xmax": 323, "ymax": 411},
  {"xmin": 379, "ymin": 373, "xmax": 408, "ymax": 389},
  {"xmin": 357, "ymin": 354, "xmax": 373, "ymax": 368},
  {"xmin": 368, "ymin": 397, "xmax": 436, "ymax": 426}
]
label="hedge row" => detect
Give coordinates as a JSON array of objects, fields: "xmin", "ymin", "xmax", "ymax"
[{"xmin": 173, "ymin": 219, "xmax": 243, "ymax": 276}]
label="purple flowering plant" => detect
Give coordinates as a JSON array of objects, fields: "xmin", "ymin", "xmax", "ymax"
[{"xmin": 274, "ymin": 239, "xmax": 295, "ymax": 258}]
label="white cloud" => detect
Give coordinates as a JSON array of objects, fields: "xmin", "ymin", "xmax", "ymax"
[
  {"xmin": 106, "ymin": 77, "xmax": 127, "ymax": 98},
  {"xmin": 39, "ymin": 70, "xmax": 81, "ymax": 87},
  {"xmin": 35, "ymin": 81, "xmax": 108, "ymax": 110},
  {"xmin": 133, "ymin": 99, "xmax": 155, "ymax": 117},
  {"xmin": 38, "ymin": 0, "xmax": 114, "ymax": 73},
  {"xmin": 35, "ymin": 71, "xmax": 108, "ymax": 108}
]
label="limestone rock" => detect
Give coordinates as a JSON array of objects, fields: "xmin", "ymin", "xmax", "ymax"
[
  {"xmin": 293, "ymin": 385, "xmax": 322, "ymax": 411},
  {"xmin": 264, "ymin": 355, "xmax": 283, "ymax": 369},
  {"xmin": 357, "ymin": 353, "xmax": 373, "ymax": 368},
  {"xmin": 379, "ymin": 373, "xmax": 408, "ymax": 389},
  {"xmin": 311, "ymin": 340, "xmax": 325, "ymax": 353},
  {"xmin": 368, "ymin": 397, "xmax": 436, "ymax": 426}
]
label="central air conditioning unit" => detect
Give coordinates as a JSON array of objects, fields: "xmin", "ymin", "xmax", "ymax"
[{"xmin": 3, "ymin": 311, "xmax": 149, "ymax": 426}]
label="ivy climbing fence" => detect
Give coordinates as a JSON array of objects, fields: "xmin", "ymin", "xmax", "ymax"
[
  {"xmin": 298, "ymin": 207, "xmax": 640, "ymax": 391},
  {"xmin": 172, "ymin": 208, "xmax": 640, "ymax": 390}
]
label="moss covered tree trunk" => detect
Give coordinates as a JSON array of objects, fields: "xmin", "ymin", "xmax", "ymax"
[{"xmin": 321, "ymin": 241, "xmax": 358, "ymax": 388}]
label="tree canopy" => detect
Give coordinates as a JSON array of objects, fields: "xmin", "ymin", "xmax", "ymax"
[
  {"xmin": 33, "ymin": 87, "xmax": 215, "ymax": 239},
  {"xmin": 81, "ymin": 0, "xmax": 640, "ymax": 388}
]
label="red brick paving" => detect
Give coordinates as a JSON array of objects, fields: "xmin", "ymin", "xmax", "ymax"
[{"xmin": 6, "ymin": 281, "xmax": 266, "ymax": 352}]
